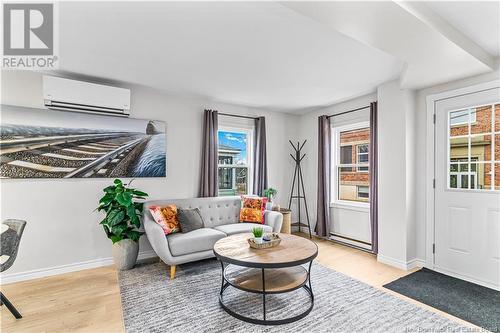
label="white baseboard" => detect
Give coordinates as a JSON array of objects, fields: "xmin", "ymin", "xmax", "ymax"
[
  {"xmin": 0, "ymin": 250, "xmax": 157, "ymax": 285},
  {"xmin": 377, "ymin": 254, "xmax": 425, "ymax": 271},
  {"xmin": 406, "ymin": 258, "xmax": 426, "ymax": 270}
]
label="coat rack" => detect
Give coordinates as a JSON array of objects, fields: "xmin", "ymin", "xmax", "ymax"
[{"xmin": 287, "ymin": 140, "xmax": 312, "ymax": 238}]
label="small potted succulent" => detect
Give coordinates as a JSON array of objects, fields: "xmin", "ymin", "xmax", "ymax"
[
  {"xmin": 252, "ymin": 226, "xmax": 264, "ymax": 244},
  {"xmin": 97, "ymin": 179, "xmax": 148, "ymax": 270},
  {"xmin": 263, "ymin": 187, "xmax": 277, "ymax": 210}
]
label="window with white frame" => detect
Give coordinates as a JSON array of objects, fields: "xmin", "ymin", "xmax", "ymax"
[
  {"xmin": 356, "ymin": 144, "xmax": 369, "ymax": 172},
  {"xmin": 332, "ymin": 122, "xmax": 370, "ymax": 205},
  {"xmin": 357, "ymin": 185, "xmax": 369, "ymax": 199},
  {"xmin": 448, "ymin": 104, "xmax": 499, "ymax": 191},
  {"xmin": 217, "ymin": 127, "xmax": 253, "ymax": 196},
  {"xmin": 450, "ymin": 109, "xmax": 477, "ymax": 126}
]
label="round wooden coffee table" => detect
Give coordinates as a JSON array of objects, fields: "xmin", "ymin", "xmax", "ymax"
[{"xmin": 213, "ymin": 233, "xmax": 318, "ymax": 325}]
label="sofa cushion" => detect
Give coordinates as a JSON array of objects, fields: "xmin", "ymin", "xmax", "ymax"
[
  {"xmin": 145, "ymin": 197, "xmax": 241, "ymax": 228},
  {"xmin": 167, "ymin": 228, "xmax": 226, "ymax": 256},
  {"xmin": 239, "ymin": 196, "xmax": 267, "ymax": 224},
  {"xmin": 149, "ymin": 205, "xmax": 180, "ymax": 235},
  {"xmin": 214, "ymin": 223, "xmax": 272, "ymax": 236},
  {"xmin": 177, "ymin": 208, "xmax": 204, "ymax": 233}
]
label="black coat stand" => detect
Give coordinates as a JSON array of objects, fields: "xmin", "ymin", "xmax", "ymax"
[{"xmin": 287, "ymin": 140, "xmax": 312, "ymax": 238}]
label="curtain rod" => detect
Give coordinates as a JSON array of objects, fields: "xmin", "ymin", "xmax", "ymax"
[
  {"xmin": 218, "ymin": 112, "xmax": 259, "ymax": 120},
  {"xmin": 327, "ymin": 105, "xmax": 371, "ymax": 119}
]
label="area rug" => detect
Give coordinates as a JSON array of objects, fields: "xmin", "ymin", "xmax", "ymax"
[
  {"xmin": 118, "ymin": 259, "xmax": 472, "ymax": 333},
  {"xmin": 384, "ymin": 268, "xmax": 499, "ymax": 332}
]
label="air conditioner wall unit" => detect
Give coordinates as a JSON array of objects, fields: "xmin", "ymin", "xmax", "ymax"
[{"xmin": 43, "ymin": 75, "xmax": 131, "ymax": 117}]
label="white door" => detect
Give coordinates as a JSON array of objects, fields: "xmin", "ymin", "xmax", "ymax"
[{"xmin": 435, "ymin": 87, "xmax": 500, "ymax": 290}]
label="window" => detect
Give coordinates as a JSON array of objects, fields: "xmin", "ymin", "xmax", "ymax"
[
  {"xmin": 357, "ymin": 186, "xmax": 369, "ymax": 199},
  {"xmin": 217, "ymin": 128, "xmax": 253, "ymax": 196},
  {"xmin": 332, "ymin": 122, "xmax": 370, "ymax": 205},
  {"xmin": 450, "ymin": 109, "xmax": 476, "ymax": 126},
  {"xmin": 448, "ymin": 104, "xmax": 499, "ymax": 191},
  {"xmin": 356, "ymin": 144, "xmax": 369, "ymax": 172}
]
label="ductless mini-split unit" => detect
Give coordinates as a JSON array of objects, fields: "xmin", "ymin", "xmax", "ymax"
[{"xmin": 43, "ymin": 75, "xmax": 131, "ymax": 117}]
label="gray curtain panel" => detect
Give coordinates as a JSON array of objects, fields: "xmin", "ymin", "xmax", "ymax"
[
  {"xmin": 199, "ymin": 109, "xmax": 219, "ymax": 197},
  {"xmin": 315, "ymin": 115, "xmax": 331, "ymax": 237},
  {"xmin": 253, "ymin": 116, "xmax": 268, "ymax": 196},
  {"xmin": 369, "ymin": 101, "xmax": 379, "ymax": 254}
]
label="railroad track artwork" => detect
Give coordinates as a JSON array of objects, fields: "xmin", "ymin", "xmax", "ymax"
[{"xmin": 1, "ymin": 105, "xmax": 166, "ymax": 179}]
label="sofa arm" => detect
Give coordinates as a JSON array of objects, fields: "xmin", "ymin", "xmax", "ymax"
[
  {"xmin": 143, "ymin": 213, "xmax": 176, "ymax": 266},
  {"xmin": 264, "ymin": 210, "xmax": 283, "ymax": 233}
]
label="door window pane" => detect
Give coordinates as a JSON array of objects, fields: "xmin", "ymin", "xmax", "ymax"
[
  {"xmin": 470, "ymin": 105, "xmax": 492, "ymax": 135},
  {"xmin": 495, "ymin": 136, "xmax": 500, "ymax": 161},
  {"xmin": 450, "ymin": 174, "xmax": 458, "ymax": 188},
  {"xmin": 495, "ymin": 164, "xmax": 500, "ymax": 190},
  {"xmin": 471, "ymin": 162, "xmax": 491, "ymax": 190},
  {"xmin": 450, "ymin": 109, "xmax": 470, "ymax": 137},
  {"xmin": 495, "ymin": 104, "xmax": 500, "ymax": 132},
  {"xmin": 471, "ymin": 134, "xmax": 492, "ymax": 162},
  {"xmin": 448, "ymin": 103, "xmax": 499, "ymax": 191},
  {"xmin": 449, "ymin": 137, "xmax": 469, "ymax": 163},
  {"xmin": 460, "ymin": 174, "xmax": 469, "ymax": 189}
]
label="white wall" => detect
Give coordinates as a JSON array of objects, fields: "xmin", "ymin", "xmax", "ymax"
[
  {"xmin": 296, "ymin": 93, "xmax": 376, "ymax": 242},
  {"xmin": 377, "ymin": 80, "xmax": 417, "ymax": 266},
  {"xmin": 3, "ymin": 67, "xmax": 498, "ymax": 281},
  {"xmin": 0, "ymin": 70, "xmax": 298, "ymax": 281}
]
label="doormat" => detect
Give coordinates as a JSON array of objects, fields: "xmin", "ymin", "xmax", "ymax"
[{"xmin": 384, "ymin": 268, "xmax": 500, "ymax": 332}]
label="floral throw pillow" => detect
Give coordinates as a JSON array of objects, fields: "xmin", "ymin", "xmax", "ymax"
[
  {"xmin": 239, "ymin": 196, "xmax": 267, "ymax": 224},
  {"xmin": 149, "ymin": 205, "xmax": 180, "ymax": 235}
]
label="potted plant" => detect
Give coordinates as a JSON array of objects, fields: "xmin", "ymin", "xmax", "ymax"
[
  {"xmin": 252, "ymin": 226, "xmax": 264, "ymax": 244},
  {"xmin": 263, "ymin": 187, "xmax": 277, "ymax": 210},
  {"xmin": 97, "ymin": 179, "xmax": 148, "ymax": 270}
]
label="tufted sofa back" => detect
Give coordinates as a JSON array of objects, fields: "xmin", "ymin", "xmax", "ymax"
[{"xmin": 143, "ymin": 196, "xmax": 241, "ymax": 228}]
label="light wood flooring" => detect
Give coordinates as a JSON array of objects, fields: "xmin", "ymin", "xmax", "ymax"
[{"xmin": 1, "ymin": 234, "xmax": 478, "ymax": 332}]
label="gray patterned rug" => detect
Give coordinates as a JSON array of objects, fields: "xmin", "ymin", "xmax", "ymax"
[{"xmin": 118, "ymin": 259, "xmax": 473, "ymax": 333}]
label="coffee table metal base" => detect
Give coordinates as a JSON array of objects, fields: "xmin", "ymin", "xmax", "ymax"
[{"xmin": 218, "ymin": 261, "xmax": 314, "ymax": 325}]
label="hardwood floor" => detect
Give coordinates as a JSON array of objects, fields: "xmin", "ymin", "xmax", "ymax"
[
  {"xmin": 1, "ymin": 234, "xmax": 476, "ymax": 332},
  {"xmin": 1, "ymin": 266, "xmax": 124, "ymax": 333}
]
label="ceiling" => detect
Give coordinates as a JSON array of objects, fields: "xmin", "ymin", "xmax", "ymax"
[
  {"xmin": 424, "ymin": 1, "xmax": 500, "ymax": 57},
  {"xmin": 56, "ymin": 1, "xmax": 499, "ymax": 114}
]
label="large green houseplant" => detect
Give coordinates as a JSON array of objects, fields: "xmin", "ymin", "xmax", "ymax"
[{"xmin": 97, "ymin": 179, "xmax": 148, "ymax": 270}]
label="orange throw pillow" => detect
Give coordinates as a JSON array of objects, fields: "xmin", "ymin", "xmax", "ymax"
[
  {"xmin": 239, "ymin": 196, "xmax": 267, "ymax": 224},
  {"xmin": 149, "ymin": 205, "xmax": 180, "ymax": 235}
]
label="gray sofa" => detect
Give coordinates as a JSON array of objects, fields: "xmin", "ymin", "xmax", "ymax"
[{"xmin": 143, "ymin": 196, "xmax": 283, "ymax": 279}]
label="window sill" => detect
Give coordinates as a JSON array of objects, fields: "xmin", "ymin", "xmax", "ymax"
[{"xmin": 330, "ymin": 201, "xmax": 369, "ymax": 212}]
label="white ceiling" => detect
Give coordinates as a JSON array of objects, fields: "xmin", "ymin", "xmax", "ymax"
[
  {"xmin": 424, "ymin": 1, "xmax": 500, "ymax": 57},
  {"xmin": 56, "ymin": 1, "xmax": 499, "ymax": 114}
]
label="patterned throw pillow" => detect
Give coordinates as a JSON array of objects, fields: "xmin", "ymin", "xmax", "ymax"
[
  {"xmin": 239, "ymin": 196, "xmax": 268, "ymax": 224},
  {"xmin": 149, "ymin": 205, "xmax": 180, "ymax": 235}
]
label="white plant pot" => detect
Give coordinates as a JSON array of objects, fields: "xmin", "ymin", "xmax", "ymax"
[
  {"xmin": 112, "ymin": 239, "xmax": 139, "ymax": 270},
  {"xmin": 254, "ymin": 237, "xmax": 263, "ymax": 244},
  {"xmin": 265, "ymin": 201, "xmax": 273, "ymax": 211}
]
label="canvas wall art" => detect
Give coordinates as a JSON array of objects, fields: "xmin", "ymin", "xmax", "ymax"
[{"xmin": 0, "ymin": 105, "xmax": 166, "ymax": 179}]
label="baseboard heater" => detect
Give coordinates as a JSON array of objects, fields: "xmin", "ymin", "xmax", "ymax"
[{"xmin": 330, "ymin": 233, "xmax": 373, "ymax": 253}]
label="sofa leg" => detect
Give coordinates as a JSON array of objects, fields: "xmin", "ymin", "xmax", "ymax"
[{"xmin": 170, "ymin": 265, "xmax": 176, "ymax": 280}]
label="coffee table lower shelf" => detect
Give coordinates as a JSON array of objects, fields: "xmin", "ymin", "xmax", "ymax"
[{"xmin": 218, "ymin": 262, "xmax": 314, "ymax": 325}]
